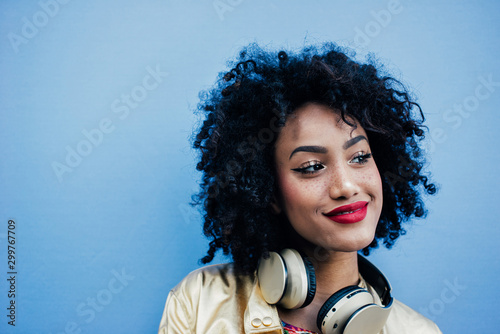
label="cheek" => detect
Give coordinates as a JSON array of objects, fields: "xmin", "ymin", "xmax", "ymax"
[
  {"xmin": 276, "ymin": 174, "xmax": 300, "ymax": 207},
  {"xmin": 276, "ymin": 173, "xmax": 325, "ymax": 210},
  {"xmin": 367, "ymin": 166, "xmax": 383, "ymax": 198},
  {"xmin": 356, "ymin": 164, "xmax": 383, "ymax": 195}
]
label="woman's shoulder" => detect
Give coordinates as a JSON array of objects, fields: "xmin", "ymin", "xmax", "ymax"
[
  {"xmin": 172, "ymin": 262, "xmax": 253, "ymax": 294},
  {"xmin": 159, "ymin": 263, "xmax": 281, "ymax": 334},
  {"xmin": 384, "ymin": 298, "xmax": 442, "ymax": 334},
  {"xmin": 362, "ymin": 275, "xmax": 442, "ymax": 334},
  {"xmin": 169, "ymin": 262, "xmax": 257, "ymax": 311}
]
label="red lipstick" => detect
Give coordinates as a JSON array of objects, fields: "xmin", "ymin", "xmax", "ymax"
[{"xmin": 324, "ymin": 201, "xmax": 368, "ymax": 224}]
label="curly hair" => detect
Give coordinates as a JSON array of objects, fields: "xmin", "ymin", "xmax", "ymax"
[{"xmin": 193, "ymin": 43, "xmax": 436, "ymax": 274}]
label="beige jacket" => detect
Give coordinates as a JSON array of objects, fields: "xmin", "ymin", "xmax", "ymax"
[{"xmin": 159, "ymin": 263, "xmax": 442, "ymax": 334}]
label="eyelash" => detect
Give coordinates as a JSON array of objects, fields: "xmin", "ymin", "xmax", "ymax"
[
  {"xmin": 350, "ymin": 152, "xmax": 372, "ymax": 165},
  {"xmin": 292, "ymin": 161, "xmax": 325, "ymax": 174},
  {"xmin": 291, "ymin": 153, "xmax": 373, "ymax": 175}
]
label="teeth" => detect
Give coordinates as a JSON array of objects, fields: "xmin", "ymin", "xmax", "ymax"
[{"xmin": 336, "ymin": 208, "xmax": 361, "ymax": 216}]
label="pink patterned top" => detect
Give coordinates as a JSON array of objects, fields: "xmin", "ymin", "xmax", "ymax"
[{"xmin": 281, "ymin": 321, "xmax": 318, "ymax": 334}]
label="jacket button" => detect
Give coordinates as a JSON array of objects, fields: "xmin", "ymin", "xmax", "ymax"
[
  {"xmin": 262, "ymin": 317, "xmax": 272, "ymax": 326},
  {"xmin": 251, "ymin": 318, "xmax": 262, "ymax": 328}
]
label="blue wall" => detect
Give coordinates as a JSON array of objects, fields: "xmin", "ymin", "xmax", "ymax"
[{"xmin": 1, "ymin": 1, "xmax": 499, "ymax": 333}]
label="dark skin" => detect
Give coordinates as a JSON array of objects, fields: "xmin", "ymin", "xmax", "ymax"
[{"xmin": 271, "ymin": 104, "xmax": 383, "ymax": 332}]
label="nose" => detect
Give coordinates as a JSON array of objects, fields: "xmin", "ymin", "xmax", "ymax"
[{"xmin": 329, "ymin": 164, "xmax": 359, "ymax": 200}]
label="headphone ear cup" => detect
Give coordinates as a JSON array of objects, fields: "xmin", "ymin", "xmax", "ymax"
[
  {"xmin": 316, "ymin": 286, "xmax": 374, "ymax": 334},
  {"xmin": 257, "ymin": 251, "xmax": 287, "ymax": 305},
  {"xmin": 257, "ymin": 249, "xmax": 317, "ymax": 309},
  {"xmin": 301, "ymin": 257, "xmax": 316, "ymax": 308},
  {"xmin": 278, "ymin": 249, "xmax": 315, "ymax": 309},
  {"xmin": 317, "ymin": 285, "xmax": 360, "ymax": 328}
]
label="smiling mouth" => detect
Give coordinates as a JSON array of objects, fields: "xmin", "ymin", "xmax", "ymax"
[
  {"xmin": 334, "ymin": 207, "xmax": 364, "ymax": 215},
  {"xmin": 324, "ymin": 201, "xmax": 369, "ymax": 224}
]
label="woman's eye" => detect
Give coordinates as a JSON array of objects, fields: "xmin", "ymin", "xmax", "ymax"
[
  {"xmin": 350, "ymin": 152, "xmax": 372, "ymax": 165},
  {"xmin": 292, "ymin": 162, "xmax": 325, "ymax": 174}
]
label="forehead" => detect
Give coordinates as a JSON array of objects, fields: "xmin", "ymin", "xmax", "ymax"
[{"xmin": 278, "ymin": 103, "xmax": 362, "ymax": 142}]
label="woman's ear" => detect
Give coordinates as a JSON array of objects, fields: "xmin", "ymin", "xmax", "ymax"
[{"xmin": 270, "ymin": 194, "xmax": 282, "ymax": 214}]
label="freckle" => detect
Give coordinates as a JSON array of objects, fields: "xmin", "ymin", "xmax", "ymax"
[{"xmin": 314, "ymin": 181, "xmax": 327, "ymax": 191}]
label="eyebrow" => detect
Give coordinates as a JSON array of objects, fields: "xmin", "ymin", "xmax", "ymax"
[
  {"xmin": 343, "ymin": 135, "xmax": 368, "ymax": 150},
  {"xmin": 289, "ymin": 146, "xmax": 328, "ymax": 160},
  {"xmin": 288, "ymin": 135, "xmax": 369, "ymax": 160}
]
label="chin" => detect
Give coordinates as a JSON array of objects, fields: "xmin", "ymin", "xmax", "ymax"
[
  {"xmin": 327, "ymin": 231, "xmax": 376, "ymax": 253},
  {"xmin": 331, "ymin": 242, "xmax": 372, "ymax": 253}
]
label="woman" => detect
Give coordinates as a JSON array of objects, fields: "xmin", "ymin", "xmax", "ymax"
[{"xmin": 159, "ymin": 43, "xmax": 441, "ymax": 333}]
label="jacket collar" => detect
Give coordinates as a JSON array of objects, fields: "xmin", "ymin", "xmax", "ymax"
[{"xmin": 244, "ymin": 274, "xmax": 283, "ymax": 334}]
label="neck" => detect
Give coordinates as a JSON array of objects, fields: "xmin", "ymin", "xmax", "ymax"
[{"xmin": 305, "ymin": 248, "xmax": 359, "ymax": 299}]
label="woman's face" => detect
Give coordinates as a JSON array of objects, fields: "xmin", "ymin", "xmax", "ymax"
[{"xmin": 273, "ymin": 103, "xmax": 383, "ymax": 254}]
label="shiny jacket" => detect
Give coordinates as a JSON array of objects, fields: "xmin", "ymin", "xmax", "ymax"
[{"xmin": 159, "ymin": 263, "xmax": 442, "ymax": 334}]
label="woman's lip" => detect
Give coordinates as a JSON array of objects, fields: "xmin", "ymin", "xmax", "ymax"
[
  {"xmin": 325, "ymin": 201, "xmax": 369, "ymax": 216},
  {"xmin": 324, "ymin": 201, "xmax": 369, "ymax": 224}
]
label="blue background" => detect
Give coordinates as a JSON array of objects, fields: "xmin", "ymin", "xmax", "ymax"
[{"xmin": 1, "ymin": 0, "xmax": 499, "ymax": 333}]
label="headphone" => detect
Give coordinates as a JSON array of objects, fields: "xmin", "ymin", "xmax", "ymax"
[{"xmin": 257, "ymin": 249, "xmax": 393, "ymax": 334}]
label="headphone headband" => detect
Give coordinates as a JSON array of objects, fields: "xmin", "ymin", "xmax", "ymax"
[{"xmin": 357, "ymin": 254, "xmax": 392, "ymax": 306}]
